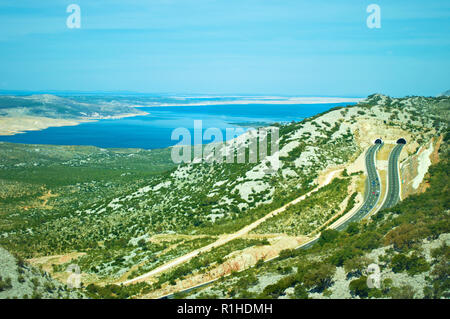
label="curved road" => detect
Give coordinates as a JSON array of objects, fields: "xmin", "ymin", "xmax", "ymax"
[
  {"xmin": 380, "ymin": 143, "xmax": 404, "ymax": 210},
  {"xmin": 335, "ymin": 143, "xmax": 382, "ymax": 231},
  {"xmin": 161, "ymin": 143, "xmax": 385, "ymax": 298},
  {"xmin": 161, "ymin": 142, "xmax": 407, "ymax": 298},
  {"xmin": 299, "ymin": 143, "xmax": 383, "ymax": 248}
]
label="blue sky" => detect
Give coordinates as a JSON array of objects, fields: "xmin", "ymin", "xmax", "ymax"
[{"xmin": 0, "ymin": 0, "xmax": 449, "ymax": 97}]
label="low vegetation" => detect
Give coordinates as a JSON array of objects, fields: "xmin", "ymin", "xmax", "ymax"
[{"xmin": 0, "ymin": 94, "xmax": 448, "ymax": 298}]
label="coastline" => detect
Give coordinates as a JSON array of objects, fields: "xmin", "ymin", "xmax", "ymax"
[
  {"xmin": 0, "ymin": 111, "xmax": 149, "ymax": 136},
  {"xmin": 137, "ymin": 97, "xmax": 363, "ymax": 107},
  {"xmin": 0, "ymin": 97, "xmax": 361, "ymax": 137}
]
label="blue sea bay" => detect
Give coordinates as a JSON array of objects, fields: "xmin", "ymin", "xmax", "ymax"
[{"xmin": 0, "ymin": 103, "xmax": 354, "ymax": 149}]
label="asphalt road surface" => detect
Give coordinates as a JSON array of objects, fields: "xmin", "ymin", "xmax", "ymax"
[
  {"xmin": 380, "ymin": 143, "xmax": 404, "ymax": 210},
  {"xmin": 161, "ymin": 143, "xmax": 384, "ymax": 298},
  {"xmin": 335, "ymin": 143, "xmax": 382, "ymax": 231}
]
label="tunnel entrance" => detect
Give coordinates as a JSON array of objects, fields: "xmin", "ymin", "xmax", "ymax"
[
  {"xmin": 397, "ymin": 138, "xmax": 407, "ymax": 144},
  {"xmin": 374, "ymin": 139, "xmax": 383, "ymax": 144}
]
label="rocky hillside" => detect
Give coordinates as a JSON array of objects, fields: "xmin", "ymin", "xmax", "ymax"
[
  {"xmin": 0, "ymin": 94, "xmax": 448, "ymax": 298},
  {"xmin": 0, "ymin": 247, "xmax": 84, "ymax": 299},
  {"xmin": 181, "ymin": 133, "xmax": 450, "ymax": 299}
]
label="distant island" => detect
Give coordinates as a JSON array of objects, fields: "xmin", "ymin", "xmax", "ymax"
[{"xmin": 0, "ymin": 94, "xmax": 148, "ymax": 136}]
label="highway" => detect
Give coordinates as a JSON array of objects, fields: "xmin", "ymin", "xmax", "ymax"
[
  {"xmin": 160, "ymin": 143, "xmax": 384, "ymax": 298},
  {"xmin": 160, "ymin": 141, "xmax": 408, "ymax": 298},
  {"xmin": 379, "ymin": 143, "xmax": 404, "ymax": 210},
  {"xmin": 334, "ymin": 142, "xmax": 382, "ymax": 231},
  {"xmin": 291, "ymin": 143, "xmax": 383, "ymax": 249}
]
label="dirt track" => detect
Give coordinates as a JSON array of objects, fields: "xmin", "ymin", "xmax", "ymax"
[{"xmin": 121, "ymin": 168, "xmax": 343, "ymax": 285}]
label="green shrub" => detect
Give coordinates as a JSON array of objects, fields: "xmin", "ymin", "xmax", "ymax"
[
  {"xmin": 389, "ymin": 284, "xmax": 416, "ymax": 299},
  {"xmin": 301, "ymin": 263, "xmax": 336, "ymax": 292},
  {"xmin": 349, "ymin": 276, "xmax": 369, "ymax": 298},
  {"xmin": 427, "ymin": 259, "xmax": 450, "ymax": 298},
  {"xmin": 318, "ymin": 229, "xmax": 340, "ymax": 245},
  {"xmin": 0, "ymin": 276, "xmax": 12, "ymax": 291},
  {"xmin": 261, "ymin": 275, "xmax": 298, "ymax": 299},
  {"xmin": 390, "ymin": 253, "xmax": 430, "ymax": 275},
  {"xmin": 344, "ymin": 256, "xmax": 371, "ymax": 275},
  {"xmin": 279, "ymin": 249, "xmax": 296, "ymax": 259},
  {"xmin": 384, "ymin": 224, "xmax": 426, "ymax": 251},
  {"xmin": 329, "ymin": 247, "xmax": 362, "ymax": 267},
  {"xmin": 345, "ymin": 222, "xmax": 360, "ymax": 235},
  {"xmin": 354, "ymin": 231, "xmax": 381, "ymax": 250},
  {"xmin": 293, "ymin": 284, "xmax": 309, "ymax": 299}
]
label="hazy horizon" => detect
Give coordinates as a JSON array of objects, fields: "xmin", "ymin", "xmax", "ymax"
[
  {"xmin": 0, "ymin": 89, "xmax": 366, "ymax": 98},
  {"xmin": 1, "ymin": 1, "xmax": 449, "ymax": 97}
]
